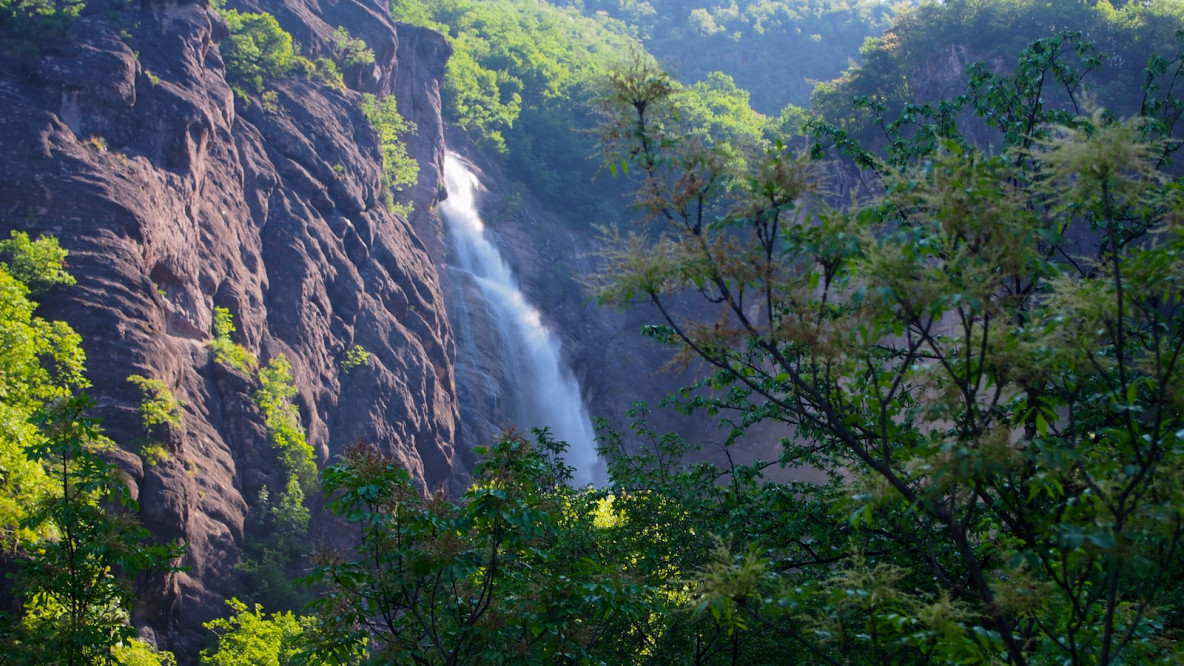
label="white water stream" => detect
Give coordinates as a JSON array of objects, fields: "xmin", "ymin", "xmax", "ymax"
[{"xmin": 439, "ymin": 153, "xmax": 600, "ymax": 485}]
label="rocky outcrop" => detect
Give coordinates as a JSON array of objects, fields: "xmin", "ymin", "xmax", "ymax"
[{"xmin": 0, "ymin": 0, "xmax": 456, "ymax": 656}]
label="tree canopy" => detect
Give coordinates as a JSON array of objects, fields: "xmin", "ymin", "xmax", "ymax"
[
  {"xmin": 554, "ymin": 0, "xmax": 898, "ymax": 114},
  {"xmin": 586, "ymin": 27, "xmax": 1184, "ymax": 664},
  {"xmin": 813, "ymin": 0, "xmax": 1184, "ymax": 144}
]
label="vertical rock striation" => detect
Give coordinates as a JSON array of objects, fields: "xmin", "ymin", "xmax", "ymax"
[{"xmin": 0, "ymin": 0, "xmax": 456, "ymax": 656}]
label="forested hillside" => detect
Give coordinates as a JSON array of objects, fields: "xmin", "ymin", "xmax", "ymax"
[
  {"xmin": 384, "ymin": 0, "xmax": 898, "ymax": 225},
  {"xmin": 387, "ymin": 0, "xmax": 641, "ymax": 224},
  {"xmin": 556, "ymin": 0, "xmax": 898, "ymax": 113},
  {"xmin": 814, "ymin": 0, "xmax": 1184, "ymax": 144}
]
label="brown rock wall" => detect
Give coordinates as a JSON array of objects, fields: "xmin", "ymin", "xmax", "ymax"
[{"xmin": 0, "ymin": 0, "xmax": 457, "ymax": 656}]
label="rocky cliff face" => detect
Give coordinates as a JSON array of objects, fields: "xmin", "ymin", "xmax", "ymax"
[{"xmin": 0, "ymin": 0, "xmax": 457, "ymax": 655}]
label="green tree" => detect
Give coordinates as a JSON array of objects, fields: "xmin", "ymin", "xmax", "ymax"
[
  {"xmin": 591, "ymin": 32, "xmax": 1184, "ymax": 663},
  {"xmin": 389, "ymin": 0, "xmax": 641, "ymax": 224},
  {"xmin": 111, "ymin": 638, "xmax": 178, "ymax": 665},
  {"xmin": 330, "ymin": 26, "xmax": 374, "ymax": 67},
  {"xmin": 554, "ymin": 0, "xmax": 898, "ymax": 112},
  {"xmin": 0, "ymin": 0, "xmax": 85, "ymax": 49},
  {"xmin": 219, "ymin": 9, "xmax": 299, "ymax": 93},
  {"xmin": 10, "ymin": 397, "xmax": 185, "ymax": 665},
  {"xmin": 0, "ymin": 231, "xmax": 75, "ymax": 295},
  {"xmin": 679, "ymin": 71, "xmax": 772, "ymax": 156},
  {"xmin": 589, "ymin": 404, "xmax": 806, "ymax": 663},
  {"xmin": 812, "ymin": 0, "xmax": 1184, "ymax": 146},
  {"xmin": 0, "ymin": 250, "xmax": 85, "ymax": 550},
  {"xmin": 201, "ymin": 598, "xmax": 314, "ymax": 666},
  {"xmin": 0, "ymin": 236, "xmax": 181, "ymax": 664},
  {"xmin": 303, "ymin": 430, "xmax": 650, "ymax": 665}
]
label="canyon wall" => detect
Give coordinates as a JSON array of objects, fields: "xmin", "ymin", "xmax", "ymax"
[{"xmin": 0, "ymin": 0, "xmax": 458, "ymax": 655}]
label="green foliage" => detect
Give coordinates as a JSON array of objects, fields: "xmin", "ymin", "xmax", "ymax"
[
  {"xmin": 813, "ymin": 0, "xmax": 1184, "ymax": 145},
  {"xmin": 126, "ymin": 374, "xmax": 183, "ymax": 433},
  {"xmin": 201, "ymin": 598, "xmax": 312, "ymax": 666},
  {"xmin": 359, "ymin": 93, "xmax": 418, "ymax": 215},
  {"xmin": 557, "ymin": 0, "xmax": 898, "ymax": 113},
  {"xmin": 0, "ymin": 230, "xmax": 75, "ymax": 296},
  {"xmin": 0, "ymin": 0, "xmax": 85, "ymax": 49},
  {"xmin": 208, "ymin": 306, "xmax": 256, "ymax": 374},
  {"xmin": 125, "ymin": 374, "xmax": 181, "ymax": 467},
  {"xmin": 303, "ymin": 430, "xmax": 653, "ymax": 664},
  {"xmin": 341, "ymin": 344, "xmax": 371, "ymax": 372},
  {"xmin": 205, "ymin": 311, "xmax": 316, "ymax": 610},
  {"xmin": 111, "ymin": 638, "xmax": 178, "ymax": 665},
  {"xmin": 234, "ymin": 483, "xmax": 310, "ymax": 612},
  {"xmin": 254, "ymin": 355, "xmax": 316, "ymax": 494},
  {"xmin": 678, "ymin": 71, "xmax": 774, "ymax": 161},
  {"xmin": 293, "ymin": 53, "xmax": 352, "ymax": 90},
  {"xmin": 591, "ymin": 32, "xmax": 1184, "ymax": 663},
  {"xmin": 219, "ymin": 9, "xmax": 299, "ymax": 93},
  {"xmin": 0, "ymin": 240, "xmax": 178, "ymax": 666},
  {"xmin": 8, "ymin": 397, "xmax": 185, "ymax": 664},
  {"xmin": 237, "ymin": 357, "xmax": 316, "ymax": 612},
  {"xmin": 136, "ymin": 442, "xmax": 169, "ymax": 467},
  {"xmin": 389, "ymin": 0, "xmax": 641, "ymax": 224},
  {"xmin": 330, "ymin": 26, "xmax": 374, "ymax": 67},
  {"xmin": 0, "ymin": 238, "xmax": 86, "ymax": 551}
]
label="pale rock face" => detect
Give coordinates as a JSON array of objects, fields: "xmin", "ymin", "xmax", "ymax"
[{"xmin": 0, "ymin": 0, "xmax": 456, "ymax": 657}]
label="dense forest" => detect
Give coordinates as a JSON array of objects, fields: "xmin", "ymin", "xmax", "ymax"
[
  {"xmin": 554, "ymin": 0, "xmax": 898, "ymax": 113},
  {"xmin": 3, "ymin": 0, "xmax": 1184, "ymax": 663},
  {"xmin": 814, "ymin": 0, "xmax": 1184, "ymax": 141},
  {"xmin": 383, "ymin": 0, "xmax": 894, "ymax": 226}
]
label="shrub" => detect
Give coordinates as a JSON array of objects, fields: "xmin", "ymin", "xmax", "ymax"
[
  {"xmin": 331, "ymin": 26, "xmax": 373, "ymax": 67},
  {"xmin": 126, "ymin": 374, "xmax": 183, "ymax": 432},
  {"xmin": 219, "ymin": 10, "xmax": 298, "ymax": 93},
  {"xmin": 208, "ymin": 307, "xmax": 256, "ymax": 374},
  {"xmin": 0, "ymin": 231, "xmax": 75, "ymax": 295},
  {"xmin": 359, "ymin": 93, "xmax": 419, "ymax": 214},
  {"xmin": 341, "ymin": 344, "xmax": 371, "ymax": 372},
  {"xmin": 254, "ymin": 355, "xmax": 316, "ymax": 493}
]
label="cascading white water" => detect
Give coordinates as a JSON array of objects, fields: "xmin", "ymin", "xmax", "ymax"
[{"xmin": 440, "ymin": 153, "xmax": 601, "ymax": 485}]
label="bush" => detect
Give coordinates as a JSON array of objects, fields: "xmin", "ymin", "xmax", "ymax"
[
  {"xmin": 126, "ymin": 374, "xmax": 183, "ymax": 432},
  {"xmin": 359, "ymin": 93, "xmax": 418, "ymax": 214},
  {"xmin": 341, "ymin": 344, "xmax": 371, "ymax": 372},
  {"xmin": 219, "ymin": 9, "xmax": 298, "ymax": 93},
  {"xmin": 330, "ymin": 26, "xmax": 373, "ymax": 67},
  {"xmin": 0, "ymin": 0, "xmax": 85, "ymax": 48},
  {"xmin": 201, "ymin": 598, "xmax": 311, "ymax": 666},
  {"xmin": 0, "ymin": 231, "xmax": 75, "ymax": 296},
  {"xmin": 208, "ymin": 306, "xmax": 256, "ymax": 374},
  {"xmin": 254, "ymin": 355, "xmax": 316, "ymax": 493}
]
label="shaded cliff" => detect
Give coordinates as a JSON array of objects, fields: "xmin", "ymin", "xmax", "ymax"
[{"xmin": 0, "ymin": 0, "xmax": 457, "ymax": 655}]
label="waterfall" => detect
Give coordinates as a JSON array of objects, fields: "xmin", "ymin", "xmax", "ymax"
[{"xmin": 440, "ymin": 153, "xmax": 601, "ymax": 486}]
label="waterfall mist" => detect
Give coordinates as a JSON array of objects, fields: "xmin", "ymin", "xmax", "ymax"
[{"xmin": 440, "ymin": 153, "xmax": 601, "ymax": 485}]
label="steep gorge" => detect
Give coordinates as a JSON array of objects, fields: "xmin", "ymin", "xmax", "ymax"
[{"xmin": 0, "ymin": 0, "xmax": 459, "ymax": 654}]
